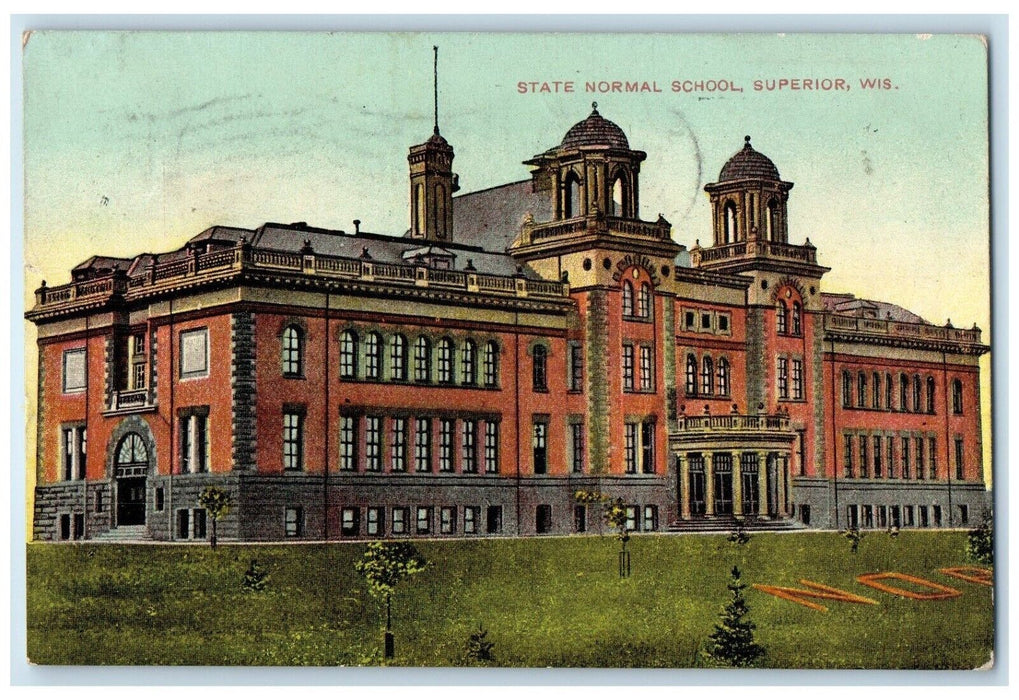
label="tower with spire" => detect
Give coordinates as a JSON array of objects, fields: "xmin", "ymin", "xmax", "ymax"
[{"xmin": 407, "ymin": 46, "xmax": 459, "ymax": 242}]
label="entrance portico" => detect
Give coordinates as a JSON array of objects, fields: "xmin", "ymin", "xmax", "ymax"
[{"xmin": 670, "ymin": 412, "xmax": 795, "ymax": 521}]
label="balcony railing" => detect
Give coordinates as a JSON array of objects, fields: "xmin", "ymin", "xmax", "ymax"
[
  {"xmin": 107, "ymin": 388, "xmax": 155, "ymax": 413},
  {"xmin": 691, "ymin": 239, "xmax": 817, "ymax": 266},
  {"xmin": 31, "ymin": 240, "xmax": 571, "ymax": 315},
  {"xmin": 519, "ymin": 214, "xmax": 673, "ymax": 247},
  {"xmin": 823, "ymin": 314, "xmax": 983, "ymax": 345},
  {"xmin": 674, "ymin": 413, "xmax": 791, "ymax": 432}
]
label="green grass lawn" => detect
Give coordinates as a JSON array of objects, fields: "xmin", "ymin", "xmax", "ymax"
[{"xmin": 26, "ymin": 531, "xmax": 993, "ymax": 668}]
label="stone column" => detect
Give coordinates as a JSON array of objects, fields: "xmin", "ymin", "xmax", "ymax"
[
  {"xmin": 679, "ymin": 454, "xmax": 691, "ymax": 520},
  {"xmin": 732, "ymin": 452, "xmax": 743, "ymax": 516},
  {"xmin": 777, "ymin": 453, "xmax": 788, "ymax": 517},
  {"xmin": 705, "ymin": 453, "xmax": 715, "ymax": 517},
  {"xmin": 757, "ymin": 451, "xmax": 769, "ymax": 517}
]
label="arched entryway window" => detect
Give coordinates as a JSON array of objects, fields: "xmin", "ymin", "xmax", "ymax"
[{"xmin": 564, "ymin": 172, "xmax": 582, "ymax": 218}]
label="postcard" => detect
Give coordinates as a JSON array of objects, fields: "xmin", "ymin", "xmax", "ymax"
[{"xmin": 22, "ymin": 31, "xmax": 993, "ymax": 669}]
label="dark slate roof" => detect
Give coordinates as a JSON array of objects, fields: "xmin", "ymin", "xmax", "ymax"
[
  {"xmin": 451, "ymin": 180, "xmax": 554, "ymax": 253},
  {"xmin": 718, "ymin": 136, "xmax": 781, "ymax": 182},
  {"xmin": 821, "ymin": 292, "xmax": 927, "ymax": 324},
  {"xmin": 561, "ymin": 104, "xmax": 630, "ymax": 150},
  {"xmin": 72, "ymin": 255, "xmax": 133, "ymax": 273}
]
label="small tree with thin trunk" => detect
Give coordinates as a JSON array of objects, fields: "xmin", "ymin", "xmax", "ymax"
[
  {"xmin": 574, "ymin": 491, "xmax": 632, "ymax": 576},
  {"xmin": 354, "ymin": 541, "xmax": 428, "ymax": 660},
  {"xmin": 198, "ymin": 487, "xmax": 232, "ymax": 549},
  {"xmin": 702, "ymin": 565, "xmax": 765, "ymax": 667}
]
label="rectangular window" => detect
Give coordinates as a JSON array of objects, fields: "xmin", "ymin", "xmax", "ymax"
[
  {"xmin": 177, "ymin": 509, "xmax": 190, "ymax": 539},
  {"xmin": 417, "ymin": 507, "xmax": 433, "ymax": 535},
  {"xmin": 777, "ymin": 357, "xmax": 789, "ymax": 399},
  {"xmin": 932, "ymin": 504, "xmax": 943, "ymax": 527},
  {"xmin": 796, "ymin": 429, "xmax": 806, "ymax": 476},
  {"xmin": 903, "ymin": 505, "xmax": 915, "ymax": 527},
  {"xmin": 464, "ymin": 506, "xmax": 479, "ymax": 534},
  {"xmin": 877, "ymin": 505, "xmax": 887, "ymax": 529},
  {"xmin": 685, "ymin": 310, "xmax": 696, "ymax": 329},
  {"xmin": 440, "ymin": 506, "xmax": 456, "ymax": 534},
  {"xmin": 193, "ymin": 509, "xmax": 207, "ymax": 539},
  {"xmin": 717, "ymin": 314, "xmax": 730, "ymax": 333},
  {"xmin": 887, "ymin": 437, "xmax": 896, "ymax": 479},
  {"xmin": 916, "ymin": 437, "xmax": 926, "ymax": 480},
  {"xmin": 532, "ymin": 419, "xmax": 547, "ymax": 474},
  {"xmin": 365, "ymin": 417, "xmax": 382, "ymax": 472},
  {"xmin": 919, "ymin": 505, "xmax": 929, "ymax": 527},
  {"xmin": 366, "ymin": 507, "xmax": 384, "ymax": 536},
  {"xmin": 862, "ymin": 504, "xmax": 874, "ymax": 529},
  {"xmin": 574, "ymin": 505, "xmax": 587, "ymax": 532},
  {"xmin": 392, "ymin": 507, "xmax": 408, "ymax": 535},
  {"xmin": 890, "ymin": 505, "xmax": 901, "ymax": 528},
  {"xmin": 285, "ymin": 506, "xmax": 303, "ymax": 537},
  {"xmin": 391, "ymin": 418, "xmax": 407, "ymax": 472},
  {"xmin": 622, "ymin": 344, "xmax": 635, "ymax": 392},
  {"xmin": 902, "ymin": 436, "xmax": 911, "ymax": 479},
  {"xmin": 624, "ymin": 423, "xmax": 638, "ymax": 474},
  {"xmin": 94, "ymin": 490, "xmax": 103, "ymax": 513},
  {"xmin": 641, "ymin": 421, "xmax": 655, "ymax": 474},
  {"xmin": 132, "ymin": 363, "xmax": 147, "ymax": 390},
  {"xmin": 625, "ymin": 506, "xmax": 639, "ymax": 533},
  {"xmin": 483, "ymin": 344, "xmax": 498, "ymax": 387},
  {"xmin": 415, "ymin": 417, "xmax": 432, "ymax": 473},
  {"xmin": 462, "ymin": 419, "xmax": 478, "ymax": 473},
  {"xmin": 643, "ymin": 505, "xmax": 659, "ymax": 532},
  {"xmin": 62, "ymin": 426, "xmax": 86, "ymax": 481},
  {"xmin": 72, "ymin": 513, "xmax": 84, "ymax": 540},
  {"xmin": 701, "ymin": 313, "xmax": 712, "ymax": 330},
  {"xmin": 62, "ymin": 348, "xmax": 87, "ymax": 393},
  {"xmin": 843, "ymin": 434, "xmax": 854, "ymax": 477},
  {"xmin": 842, "ymin": 371, "xmax": 852, "ymax": 408},
  {"xmin": 365, "ymin": 334, "xmax": 380, "ymax": 380},
  {"xmin": 569, "ymin": 343, "xmax": 584, "ymax": 392},
  {"xmin": 535, "ymin": 504, "xmax": 552, "ymax": 534},
  {"xmin": 484, "ymin": 421, "xmax": 499, "ymax": 474},
  {"xmin": 955, "ymin": 437, "xmax": 965, "ymax": 480},
  {"xmin": 639, "ymin": 346, "xmax": 653, "ymax": 392},
  {"xmin": 859, "ymin": 435, "xmax": 869, "ymax": 478},
  {"xmin": 929, "ymin": 437, "xmax": 938, "ymax": 479},
  {"xmin": 958, "ymin": 504, "xmax": 969, "ymax": 525},
  {"xmin": 283, "ymin": 411, "xmax": 304, "ymax": 471},
  {"xmin": 341, "ymin": 507, "xmax": 360, "ymax": 536},
  {"xmin": 59, "ymin": 514, "xmax": 71, "ymax": 540},
  {"xmin": 570, "ymin": 423, "xmax": 585, "ymax": 473},
  {"xmin": 340, "ymin": 415, "xmax": 358, "ymax": 471},
  {"xmin": 154, "ymin": 488, "xmax": 163, "ymax": 511},
  {"xmin": 873, "ymin": 435, "xmax": 883, "ymax": 478},
  {"xmin": 437, "ymin": 341, "xmax": 453, "ymax": 383},
  {"xmin": 486, "ymin": 505, "xmax": 503, "ymax": 534},
  {"xmin": 792, "ymin": 359, "xmax": 803, "ymax": 400},
  {"xmin": 872, "ymin": 372, "xmax": 881, "ymax": 409},
  {"xmin": 439, "ymin": 419, "xmax": 454, "ymax": 473},
  {"xmin": 179, "ymin": 328, "xmax": 209, "ymax": 379}
]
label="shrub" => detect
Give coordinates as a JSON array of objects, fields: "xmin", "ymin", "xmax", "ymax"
[
  {"xmin": 728, "ymin": 520, "xmax": 751, "ymax": 546},
  {"xmin": 241, "ymin": 559, "xmax": 269, "ymax": 592},
  {"xmin": 967, "ymin": 516, "xmax": 993, "ymax": 566},
  {"xmin": 843, "ymin": 526, "xmax": 865, "ymax": 554},
  {"xmin": 464, "ymin": 623, "xmax": 496, "ymax": 664}
]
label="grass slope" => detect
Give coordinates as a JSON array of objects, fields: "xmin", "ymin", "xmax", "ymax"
[{"xmin": 26, "ymin": 531, "xmax": 993, "ymax": 668}]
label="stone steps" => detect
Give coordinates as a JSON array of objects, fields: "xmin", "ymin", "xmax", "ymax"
[
  {"xmin": 666, "ymin": 516, "xmax": 805, "ymax": 533},
  {"xmin": 91, "ymin": 525, "xmax": 154, "ymax": 542}
]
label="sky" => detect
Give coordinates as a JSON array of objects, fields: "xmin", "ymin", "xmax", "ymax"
[{"xmin": 21, "ymin": 32, "xmax": 992, "ymax": 481}]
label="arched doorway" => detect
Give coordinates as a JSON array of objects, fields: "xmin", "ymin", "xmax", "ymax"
[{"xmin": 115, "ymin": 432, "xmax": 149, "ymax": 526}]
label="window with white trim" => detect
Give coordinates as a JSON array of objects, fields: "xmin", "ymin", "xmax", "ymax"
[
  {"xmin": 439, "ymin": 419, "xmax": 454, "ymax": 472},
  {"xmin": 283, "ymin": 410, "xmax": 303, "ymax": 471},
  {"xmin": 367, "ymin": 507, "xmax": 384, "ymax": 536},
  {"xmin": 390, "ymin": 418, "xmax": 407, "ymax": 472},
  {"xmin": 484, "ymin": 421, "xmax": 499, "ymax": 474},
  {"xmin": 283, "ymin": 325, "xmax": 304, "ymax": 377},
  {"xmin": 339, "ymin": 330, "xmax": 357, "ymax": 379},
  {"xmin": 437, "ymin": 338, "xmax": 454, "ymax": 384},
  {"xmin": 462, "ymin": 419, "xmax": 477, "ymax": 473},
  {"xmin": 365, "ymin": 416, "xmax": 382, "ymax": 472},
  {"xmin": 340, "ymin": 415, "xmax": 357, "ymax": 471},
  {"xmin": 365, "ymin": 332, "xmax": 382, "ymax": 380},
  {"xmin": 639, "ymin": 346, "xmax": 653, "ymax": 392},
  {"xmin": 180, "ymin": 328, "xmax": 209, "ymax": 379},
  {"xmin": 483, "ymin": 341, "xmax": 499, "ymax": 387},
  {"xmin": 390, "ymin": 335, "xmax": 408, "ymax": 381},
  {"xmin": 461, "ymin": 340, "xmax": 477, "ymax": 385},
  {"xmin": 415, "ymin": 418, "xmax": 431, "ymax": 473},
  {"xmin": 414, "ymin": 336, "xmax": 431, "ymax": 382}
]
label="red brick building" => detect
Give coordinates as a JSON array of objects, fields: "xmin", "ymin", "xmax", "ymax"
[{"xmin": 27, "ymin": 106, "xmax": 989, "ymax": 541}]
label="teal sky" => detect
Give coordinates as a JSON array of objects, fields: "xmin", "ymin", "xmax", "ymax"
[
  {"xmin": 24, "ymin": 31, "xmax": 989, "ymax": 334},
  {"xmin": 20, "ymin": 31, "xmax": 993, "ymax": 484}
]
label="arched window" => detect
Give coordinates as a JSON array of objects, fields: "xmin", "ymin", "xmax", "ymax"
[
  {"xmin": 390, "ymin": 334, "xmax": 408, "ymax": 381},
  {"xmin": 766, "ymin": 198, "xmax": 779, "ymax": 241},
  {"xmin": 414, "ymin": 183, "xmax": 426, "ymax": 235},
  {"xmin": 434, "ymin": 184, "xmax": 447, "ymax": 236},
  {"xmin": 461, "ymin": 339, "xmax": 477, "ymax": 386},
  {"xmin": 717, "ymin": 358, "xmax": 730, "ymax": 397},
  {"xmin": 639, "ymin": 283, "xmax": 652, "ymax": 318},
  {"xmin": 701, "ymin": 356, "xmax": 714, "ymax": 396},
  {"xmin": 900, "ymin": 374, "xmax": 909, "ymax": 412},
  {"xmin": 564, "ymin": 172, "xmax": 582, "ymax": 218},
  {"xmin": 857, "ymin": 372, "xmax": 867, "ymax": 408},
  {"xmin": 952, "ymin": 379, "xmax": 963, "ymax": 414},
  {"xmin": 686, "ymin": 354, "xmax": 698, "ymax": 396},
  {"xmin": 339, "ymin": 330, "xmax": 357, "ymax": 379},
  {"xmin": 282, "ymin": 325, "xmax": 303, "ymax": 377},
  {"xmin": 776, "ymin": 301, "xmax": 788, "ymax": 334},
  {"xmin": 414, "ymin": 336, "xmax": 432, "ymax": 382},
  {"xmin": 610, "ymin": 174, "xmax": 627, "ymax": 217},
  {"xmin": 723, "ymin": 202, "xmax": 738, "ymax": 243},
  {"xmin": 622, "ymin": 281, "xmax": 634, "ymax": 317},
  {"xmin": 791, "ymin": 302, "xmax": 802, "ymax": 336},
  {"xmin": 483, "ymin": 341, "xmax": 499, "ymax": 387},
  {"xmin": 872, "ymin": 372, "xmax": 881, "ymax": 409},
  {"xmin": 437, "ymin": 337, "xmax": 455, "ymax": 384},
  {"xmin": 885, "ymin": 372, "xmax": 893, "ymax": 410},
  {"xmin": 116, "ymin": 433, "xmax": 148, "ymax": 470},
  {"xmin": 913, "ymin": 375, "xmax": 922, "ymax": 414},
  {"xmin": 364, "ymin": 332, "xmax": 382, "ymax": 380},
  {"xmin": 532, "ymin": 345, "xmax": 548, "ymax": 392},
  {"xmin": 842, "ymin": 371, "xmax": 852, "ymax": 407},
  {"xmin": 926, "ymin": 376, "xmax": 936, "ymax": 414}
]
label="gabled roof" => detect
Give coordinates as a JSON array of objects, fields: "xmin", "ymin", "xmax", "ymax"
[{"xmin": 821, "ymin": 292, "xmax": 927, "ymax": 324}]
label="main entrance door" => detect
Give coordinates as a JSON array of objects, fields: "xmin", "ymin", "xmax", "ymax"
[
  {"xmin": 713, "ymin": 470, "xmax": 733, "ymax": 515},
  {"xmin": 117, "ymin": 477, "xmax": 147, "ymax": 525},
  {"xmin": 114, "ymin": 432, "xmax": 149, "ymax": 526},
  {"xmin": 688, "ymin": 471, "xmax": 706, "ymax": 515}
]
